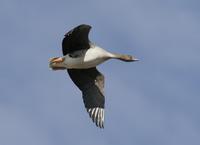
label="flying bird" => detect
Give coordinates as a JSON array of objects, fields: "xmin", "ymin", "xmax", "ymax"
[{"xmin": 49, "ymin": 24, "xmax": 138, "ymax": 128}]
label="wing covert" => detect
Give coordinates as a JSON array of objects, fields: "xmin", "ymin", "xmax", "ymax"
[{"xmin": 62, "ymin": 24, "xmax": 91, "ymax": 55}]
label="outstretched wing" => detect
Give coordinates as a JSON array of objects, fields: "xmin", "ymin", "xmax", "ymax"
[
  {"xmin": 67, "ymin": 68, "xmax": 105, "ymax": 128},
  {"xmin": 62, "ymin": 24, "xmax": 91, "ymax": 55}
]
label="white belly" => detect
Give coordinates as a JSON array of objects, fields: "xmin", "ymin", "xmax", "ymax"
[{"xmin": 63, "ymin": 46, "xmax": 112, "ymax": 69}]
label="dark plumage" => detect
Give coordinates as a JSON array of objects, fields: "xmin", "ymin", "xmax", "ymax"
[
  {"xmin": 63, "ymin": 24, "xmax": 105, "ymax": 128},
  {"xmin": 62, "ymin": 24, "xmax": 91, "ymax": 55}
]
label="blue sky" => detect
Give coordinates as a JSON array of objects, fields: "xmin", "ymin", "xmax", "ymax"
[{"xmin": 0, "ymin": 0, "xmax": 200, "ymax": 145}]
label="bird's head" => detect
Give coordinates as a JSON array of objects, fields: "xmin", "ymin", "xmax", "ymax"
[{"xmin": 49, "ymin": 57, "xmax": 66, "ymax": 70}]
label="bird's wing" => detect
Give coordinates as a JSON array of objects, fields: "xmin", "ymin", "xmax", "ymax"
[
  {"xmin": 62, "ymin": 24, "xmax": 91, "ymax": 55},
  {"xmin": 67, "ymin": 68, "xmax": 105, "ymax": 128}
]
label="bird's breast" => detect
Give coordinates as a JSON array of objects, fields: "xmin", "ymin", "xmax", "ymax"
[{"xmin": 64, "ymin": 46, "xmax": 111, "ymax": 69}]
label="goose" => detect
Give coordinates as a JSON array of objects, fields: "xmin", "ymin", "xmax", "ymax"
[{"xmin": 49, "ymin": 24, "xmax": 138, "ymax": 128}]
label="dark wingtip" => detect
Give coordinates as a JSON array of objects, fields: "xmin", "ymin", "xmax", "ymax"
[
  {"xmin": 78, "ymin": 24, "xmax": 92, "ymax": 29},
  {"xmin": 64, "ymin": 24, "xmax": 92, "ymax": 36},
  {"xmin": 87, "ymin": 107, "xmax": 105, "ymax": 129}
]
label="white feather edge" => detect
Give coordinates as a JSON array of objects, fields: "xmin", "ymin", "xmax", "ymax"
[{"xmin": 87, "ymin": 107, "xmax": 104, "ymax": 128}]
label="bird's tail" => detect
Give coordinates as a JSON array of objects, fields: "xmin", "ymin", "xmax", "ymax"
[{"xmin": 110, "ymin": 53, "xmax": 139, "ymax": 62}]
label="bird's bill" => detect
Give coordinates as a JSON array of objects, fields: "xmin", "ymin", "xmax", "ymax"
[
  {"xmin": 49, "ymin": 57, "xmax": 66, "ymax": 70},
  {"xmin": 132, "ymin": 57, "xmax": 139, "ymax": 61}
]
